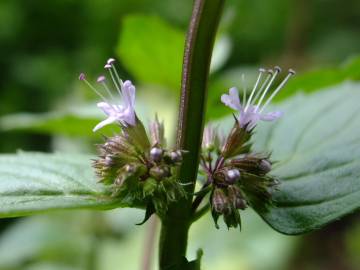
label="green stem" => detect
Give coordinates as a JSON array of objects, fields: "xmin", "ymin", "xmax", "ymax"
[{"xmin": 159, "ymin": 0, "xmax": 225, "ymax": 269}]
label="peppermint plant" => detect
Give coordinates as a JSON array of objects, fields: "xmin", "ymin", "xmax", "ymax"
[{"xmin": 1, "ymin": 0, "xmax": 360, "ymax": 270}]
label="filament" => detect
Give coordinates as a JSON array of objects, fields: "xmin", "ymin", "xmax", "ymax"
[{"xmin": 256, "ymin": 66, "xmax": 281, "ymax": 111}]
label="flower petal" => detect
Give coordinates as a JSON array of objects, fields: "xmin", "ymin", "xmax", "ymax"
[
  {"xmin": 260, "ymin": 111, "xmax": 283, "ymax": 121},
  {"xmin": 93, "ymin": 116, "xmax": 118, "ymax": 132},
  {"xmin": 229, "ymin": 87, "xmax": 242, "ymax": 109},
  {"xmin": 122, "ymin": 80, "xmax": 136, "ymax": 108},
  {"xmin": 97, "ymin": 102, "xmax": 116, "ymax": 116},
  {"xmin": 221, "ymin": 87, "xmax": 242, "ymax": 111},
  {"xmin": 239, "ymin": 111, "xmax": 259, "ymax": 127},
  {"xmin": 120, "ymin": 107, "xmax": 136, "ymax": 126}
]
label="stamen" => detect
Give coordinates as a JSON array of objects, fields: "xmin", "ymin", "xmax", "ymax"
[
  {"xmin": 97, "ymin": 76, "xmax": 115, "ymax": 101},
  {"xmin": 105, "ymin": 63, "xmax": 122, "ymax": 97},
  {"xmin": 252, "ymin": 70, "xmax": 272, "ymax": 105},
  {"xmin": 79, "ymin": 74, "xmax": 109, "ymax": 103},
  {"xmin": 259, "ymin": 69, "xmax": 295, "ymax": 113},
  {"xmin": 79, "ymin": 73, "xmax": 86, "ymax": 81},
  {"xmin": 97, "ymin": 76, "xmax": 106, "ymax": 83},
  {"xmin": 241, "ymin": 74, "xmax": 247, "ymax": 106},
  {"xmin": 244, "ymin": 68, "xmax": 265, "ymax": 112},
  {"xmin": 256, "ymin": 66, "xmax": 281, "ymax": 111},
  {"xmin": 107, "ymin": 58, "xmax": 116, "ymax": 64},
  {"xmin": 110, "ymin": 63, "xmax": 124, "ymax": 89}
]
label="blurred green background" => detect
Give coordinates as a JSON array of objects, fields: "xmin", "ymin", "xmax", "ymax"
[{"xmin": 0, "ymin": 0, "xmax": 360, "ymax": 269}]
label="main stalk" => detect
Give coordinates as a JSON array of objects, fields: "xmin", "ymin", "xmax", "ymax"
[{"xmin": 159, "ymin": 0, "xmax": 225, "ymax": 269}]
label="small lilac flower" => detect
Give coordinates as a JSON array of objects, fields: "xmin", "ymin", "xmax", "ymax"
[
  {"xmin": 79, "ymin": 58, "xmax": 136, "ymax": 131},
  {"xmin": 221, "ymin": 67, "xmax": 295, "ymax": 130}
]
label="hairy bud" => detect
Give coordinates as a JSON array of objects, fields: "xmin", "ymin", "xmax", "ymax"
[
  {"xmin": 150, "ymin": 165, "xmax": 171, "ymax": 180},
  {"xmin": 221, "ymin": 121, "xmax": 252, "ymax": 158},
  {"xmin": 211, "ymin": 188, "xmax": 230, "ymax": 214},
  {"xmin": 149, "ymin": 114, "xmax": 166, "ymax": 147},
  {"xmin": 202, "ymin": 124, "xmax": 220, "ymax": 152},
  {"xmin": 170, "ymin": 150, "xmax": 183, "ymax": 163},
  {"xmin": 259, "ymin": 159, "xmax": 272, "ymax": 174},
  {"xmin": 227, "ymin": 185, "xmax": 247, "ymax": 210},
  {"xmin": 225, "ymin": 169, "xmax": 241, "ymax": 184},
  {"xmin": 231, "ymin": 155, "xmax": 272, "ymax": 176},
  {"xmin": 150, "ymin": 147, "xmax": 163, "ymax": 162}
]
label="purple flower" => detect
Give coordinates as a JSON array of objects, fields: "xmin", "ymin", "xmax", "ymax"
[
  {"xmin": 221, "ymin": 67, "xmax": 295, "ymax": 130},
  {"xmin": 94, "ymin": 80, "xmax": 136, "ymax": 131},
  {"xmin": 79, "ymin": 58, "xmax": 137, "ymax": 131}
]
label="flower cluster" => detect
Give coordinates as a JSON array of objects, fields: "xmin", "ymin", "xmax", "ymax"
[
  {"xmin": 80, "ymin": 58, "xmax": 186, "ymax": 217},
  {"xmin": 80, "ymin": 60, "xmax": 293, "ymax": 228},
  {"xmin": 198, "ymin": 67, "xmax": 295, "ymax": 229}
]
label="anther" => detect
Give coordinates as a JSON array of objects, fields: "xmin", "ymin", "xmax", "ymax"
[
  {"xmin": 104, "ymin": 64, "xmax": 111, "ymax": 69},
  {"xmin": 97, "ymin": 76, "xmax": 106, "ymax": 83},
  {"xmin": 259, "ymin": 68, "xmax": 266, "ymax": 73},
  {"xmin": 79, "ymin": 73, "xmax": 86, "ymax": 81},
  {"xmin": 274, "ymin": 66, "xmax": 282, "ymax": 73},
  {"xmin": 107, "ymin": 58, "xmax": 116, "ymax": 64},
  {"xmin": 288, "ymin": 69, "xmax": 296, "ymax": 75}
]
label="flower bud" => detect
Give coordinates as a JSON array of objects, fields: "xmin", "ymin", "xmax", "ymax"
[
  {"xmin": 211, "ymin": 188, "xmax": 231, "ymax": 214},
  {"xmin": 149, "ymin": 165, "xmax": 170, "ymax": 180},
  {"xmin": 170, "ymin": 150, "xmax": 182, "ymax": 163},
  {"xmin": 259, "ymin": 159, "xmax": 272, "ymax": 174},
  {"xmin": 149, "ymin": 115, "xmax": 166, "ymax": 146},
  {"xmin": 227, "ymin": 185, "xmax": 247, "ymax": 210},
  {"xmin": 124, "ymin": 163, "xmax": 135, "ymax": 173},
  {"xmin": 143, "ymin": 178, "xmax": 157, "ymax": 196},
  {"xmin": 122, "ymin": 118, "xmax": 151, "ymax": 152},
  {"xmin": 104, "ymin": 155, "xmax": 114, "ymax": 166},
  {"xmin": 150, "ymin": 147, "xmax": 163, "ymax": 162},
  {"xmin": 225, "ymin": 169, "xmax": 240, "ymax": 184},
  {"xmin": 231, "ymin": 155, "xmax": 272, "ymax": 176},
  {"xmin": 221, "ymin": 121, "xmax": 252, "ymax": 159},
  {"xmin": 202, "ymin": 125, "xmax": 220, "ymax": 151},
  {"xmin": 223, "ymin": 209, "xmax": 241, "ymax": 229},
  {"xmin": 114, "ymin": 175, "xmax": 126, "ymax": 186}
]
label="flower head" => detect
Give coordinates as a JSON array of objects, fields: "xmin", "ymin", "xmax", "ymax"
[
  {"xmin": 93, "ymin": 119, "xmax": 187, "ymax": 217},
  {"xmin": 79, "ymin": 58, "xmax": 136, "ymax": 131},
  {"xmin": 196, "ymin": 66, "xmax": 295, "ymax": 229},
  {"xmin": 221, "ymin": 67, "xmax": 295, "ymax": 130}
]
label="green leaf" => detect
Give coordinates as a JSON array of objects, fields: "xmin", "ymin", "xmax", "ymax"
[
  {"xmin": 117, "ymin": 15, "xmax": 184, "ymax": 90},
  {"xmin": 0, "ymin": 152, "xmax": 123, "ymax": 217},
  {"xmin": 0, "ymin": 110, "xmax": 108, "ymax": 137},
  {"xmin": 0, "ymin": 213, "xmax": 92, "ymax": 268},
  {"xmin": 251, "ymin": 82, "xmax": 360, "ymax": 234}
]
